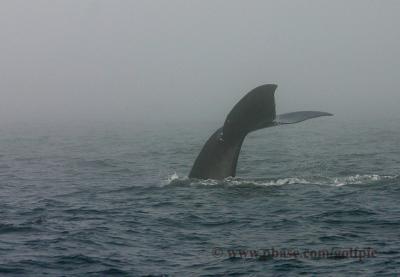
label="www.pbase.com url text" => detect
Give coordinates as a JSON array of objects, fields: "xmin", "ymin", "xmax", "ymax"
[{"xmin": 212, "ymin": 247, "xmax": 377, "ymax": 261}]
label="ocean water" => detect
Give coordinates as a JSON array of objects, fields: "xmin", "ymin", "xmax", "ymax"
[{"xmin": 0, "ymin": 117, "xmax": 399, "ymax": 276}]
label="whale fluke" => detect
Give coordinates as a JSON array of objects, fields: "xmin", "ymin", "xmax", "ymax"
[
  {"xmin": 276, "ymin": 111, "xmax": 333, "ymax": 125},
  {"xmin": 189, "ymin": 84, "xmax": 332, "ymax": 180}
]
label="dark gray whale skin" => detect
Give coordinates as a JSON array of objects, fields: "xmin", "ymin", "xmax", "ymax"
[{"xmin": 189, "ymin": 84, "xmax": 332, "ymax": 180}]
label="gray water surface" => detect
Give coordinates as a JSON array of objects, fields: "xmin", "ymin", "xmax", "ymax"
[{"xmin": 0, "ymin": 117, "xmax": 399, "ymax": 276}]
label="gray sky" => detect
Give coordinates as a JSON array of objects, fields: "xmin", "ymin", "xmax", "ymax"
[{"xmin": 1, "ymin": 0, "xmax": 399, "ymax": 124}]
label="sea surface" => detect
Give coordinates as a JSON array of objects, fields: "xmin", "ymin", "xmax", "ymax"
[{"xmin": 0, "ymin": 116, "xmax": 399, "ymax": 276}]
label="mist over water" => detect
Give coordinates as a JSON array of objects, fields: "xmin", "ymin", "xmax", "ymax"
[{"xmin": 1, "ymin": 0, "xmax": 400, "ymax": 124}]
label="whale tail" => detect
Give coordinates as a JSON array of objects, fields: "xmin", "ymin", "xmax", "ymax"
[
  {"xmin": 222, "ymin": 84, "xmax": 277, "ymax": 139},
  {"xmin": 189, "ymin": 84, "xmax": 332, "ymax": 180}
]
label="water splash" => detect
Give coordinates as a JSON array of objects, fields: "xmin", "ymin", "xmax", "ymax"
[
  {"xmin": 164, "ymin": 173, "xmax": 398, "ymax": 187},
  {"xmin": 167, "ymin": 172, "xmax": 180, "ymax": 182},
  {"xmin": 332, "ymin": 174, "xmax": 398, "ymax": 187}
]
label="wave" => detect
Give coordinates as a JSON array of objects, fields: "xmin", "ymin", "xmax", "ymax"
[
  {"xmin": 164, "ymin": 173, "xmax": 398, "ymax": 187},
  {"xmin": 0, "ymin": 223, "xmax": 38, "ymax": 234}
]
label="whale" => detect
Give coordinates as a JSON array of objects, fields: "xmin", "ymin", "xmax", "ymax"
[{"xmin": 189, "ymin": 84, "xmax": 332, "ymax": 180}]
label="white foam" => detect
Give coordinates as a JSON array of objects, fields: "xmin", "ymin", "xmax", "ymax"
[
  {"xmin": 168, "ymin": 172, "xmax": 180, "ymax": 182},
  {"xmin": 227, "ymin": 177, "xmax": 311, "ymax": 187},
  {"xmin": 164, "ymin": 173, "xmax": 398, "ymax": 187},
  {"xmin": 332, "ymin": 174, "xmax": 398, "ymax": 187}
]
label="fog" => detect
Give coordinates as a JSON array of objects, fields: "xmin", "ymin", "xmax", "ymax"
[{"xmin": 1, "ymin": 0, "xmax": 399, "ymax": 125}]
